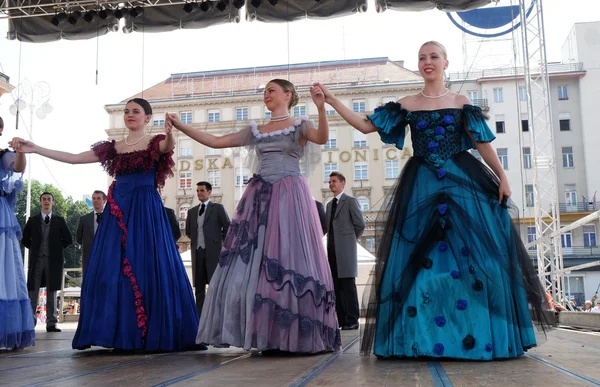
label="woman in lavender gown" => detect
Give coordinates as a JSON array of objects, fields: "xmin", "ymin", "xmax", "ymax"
[{"xmin": 166, "ymin": 80, "xmax": 341, "ymax": 354}]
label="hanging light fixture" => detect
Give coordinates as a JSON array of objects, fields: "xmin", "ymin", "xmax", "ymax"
[
  {"xmin": 215, "ymin": 0, "xmax": 228, "ymax": 11},
  {"xmin": 250, "ymin": 0, "xmax": 261, "ymax": 8},
  {"xmin": 83, "ymin": 10, "xmax": 97, "ymax": 23},
  {"xmin": 199, "ymin": 1, "xmax": 213, "ymax": 12},
  {"xmin": 67, "ymin": 11, "xmax": 82, "ymax": 25},
  {"xmin": 232, "ymin": 0, "xmax": 244, "ymax": 9},
  {"xmin": 183, "ymin": 2, "xmax": 198, "ymax": 13},
  {"xmin": 98, "ymin": 8, "xmax": 113, "ymax": 20},
  {"xmin": 114, "ymin": 8, "xmax": 125, "ymax": 19},
  {"xmin": 129, "ymin": 6, "xmax": 144, "ymax": 18},
  {"xmin": 51, "ymin": 12, "xmax": 68, "ymax": 26}
]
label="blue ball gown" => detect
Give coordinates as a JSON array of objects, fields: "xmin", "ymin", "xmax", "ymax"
[
  {"xmin": 72, "ymin": 135, "xmax": 199, "ymax": 352},
  {"xmin": 0, "ymin": 149, "xmax": 35, "ymax": 350},
  {"xmin": 361, "ymin": 103, "xmax": 551, "ymax": 360}
]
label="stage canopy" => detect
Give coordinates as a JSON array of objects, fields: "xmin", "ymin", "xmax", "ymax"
[{"xmin": 1, "ymin": 0, "xmax": 492, "ymax": 43}]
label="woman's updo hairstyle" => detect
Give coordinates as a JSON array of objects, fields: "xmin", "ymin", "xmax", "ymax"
[
  {"xmin": 127, "ymin": 98, "xmax": 153, "ymax": 115},
  {"xmin": 269, "ymin": 79, "xmax": 299, "ymax": 109}
]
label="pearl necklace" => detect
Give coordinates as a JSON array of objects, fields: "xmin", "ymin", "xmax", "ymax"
[
  {"xmin": 420, "ymin": 88, "xmax": 449, "ymax": 99},
  {"xmin": 125, "ymin": 133, "xmax": 148, "ymax": 146},
  {"xmin": 270, "ymin": 113, "xmax": 291, "ymax": 122}
]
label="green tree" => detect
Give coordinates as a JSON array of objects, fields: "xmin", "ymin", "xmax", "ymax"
[{"xmin": 16, "ymin": 179, "xmax": 91, "ymax": 283}]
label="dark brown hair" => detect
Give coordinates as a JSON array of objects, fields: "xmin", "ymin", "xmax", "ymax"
[
  {"xmin": 127, "ymin": 98, "xmax": 153, "ymax": 115},
  {"xmin": 329, "ymin": 171, "xmax": 346, "ymax": 184}
]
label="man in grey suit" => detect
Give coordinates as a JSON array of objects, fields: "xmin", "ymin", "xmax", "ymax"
[
  {"xmin": 326, "ymin": 172, "xmax": 366, "ymax": 330},
  {"xmin": 185, "ymin": 181, "xmax": 231, "ymax": 317},
  {"xmin": 76, "ymin": 190, "xmax": 106, "ymax": 276}
]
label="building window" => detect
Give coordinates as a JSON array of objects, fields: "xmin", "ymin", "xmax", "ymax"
[
  {"xmin": 293, "ymin": 104, "xmax": 306, "ymax": 116},
  {"xmin": 561, "ymin": 232, "xmax": 572, "ymax": 248},
  {"xmin": 559, "ymin": 113, "xmax": 571, "ymax": 131},
  {"xmin": 527, "ymin": 225, "xmax": 537, "ymax": 250},
  {"xmin": 497, "ymin": 148, "xmax": 508, "ymax": 169},
  {"xmin": 180, "ymin": 111, "xmax": 192, "ymax": 125},
  {"xmin": 207, "ymin": 170, "xmax": 220, "ymax": 188},
  {"xmin": 467, "ymin": 90, "xmax": 478, "ymax": 101},
  {"xmin": 235, "ymin": 167, "xmax": 250, "ymax": 186},
  {"xmin": 235, "ymin": 107, "xmax": 248, "ymax": 121},
  {"xmin": 521, "ymin": 113, "xmax": 529, "ymax": 132},
  {"xmin": 518, "ymin": 86, "xmax": 527, "ymax": 101},
  {"xmin": 324, "ymin": 131, "xmax": 337, "ymax": 149},
  {"xmin": 353, "ymin": 99, "xmax": 366, "ymax": 113},
  {"xmin": 208, "ymin": 109, "xmax": 220, "ymax": 123},
  {"xmin": 353, "ymin": 129, "xmax": 367, "ymax": 148},
  {"xmin": 495, "ymin": 114, "xmax": 505, "ymax": 133},
  {"xmin": 357, "ymin": 197, "xmax": 369, "ymax": 212},
  {"xmin": 354, "ymin": 162, "xmax": 368, "ymax": 181},
  {"xmin": 324, "ymin": 163, "xmax": 338, "ymax": 182},
  {"xmin": 264, "ymin": 109, "xmax": 271, "ymax": 119},
  {"xmin": 179, "ymin": 139, "xmax": 193, "ymax": 158},
  {"xmin": 523, "ymin": 147, "xmax": 532, "ymax": 169},
  {"xmin": 179, "ymin": 204, "xmax": 190, "ymax": 220},
  {"xmin": 206, "ymin": 147, "xmax": 220, "ymax": 156},
  {"xmin": 562, "ymin": 146, "xmax": 574, "ymax": 168},
  {"xmin": 471, "ymin": 150, "xmax": 482, "ymax": 162},
  {"xmin": 385, "ymin": 159, "xmax": 400, "ymax": 179},
  {"xmin": 153, "ymin": 119, "xmax": 165, "ymax": 127},
  {"xmin": 493, "ymin": 88, "xmax": 504, "ymax": 103},
  {"xmin": 179, "ymin": 172, "xmax": 192, "ymax": 189},
  {"xmin": 525, "ymin": 184, "xmax": 534, "ymax": 207},
  {"xmin": 565, "ymin": 185, "xmax": 577, "ymax": 207},
  {"xmin": 365, "ymin": 237, "xmax": 376, "ymax": 253},
  {"xmin": 325, "ymin": 103, "xmax": 336, "ymax": 115},
  {"xmin": 584, "ymin": 225, "xmax": 597, "ymax": 247},
  {"xmin": 558, "ymin": 85, "xmax": 569, "ymax": 100}
]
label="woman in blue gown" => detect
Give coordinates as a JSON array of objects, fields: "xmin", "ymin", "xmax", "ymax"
[
  {"xmin": 314, "ymin": 41, "xmax": 550, "ymax": 360},
  {"xmin": 10, "ymin": 99, "xmax": 200, "ymax": 352},
  {"xmin": 0, "ymin": 116, "xmax": 35, "ymax": 350}
]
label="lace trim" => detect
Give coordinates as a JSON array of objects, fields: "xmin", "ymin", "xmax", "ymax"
[{"xmin": 250, "ymin": 115, "xmax": 309, "ymax": 139}]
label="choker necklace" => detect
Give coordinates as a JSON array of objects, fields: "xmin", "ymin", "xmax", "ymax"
[
  {"xmin": 125, "ymin": 133, "xmax": 148, "ymax": 146},
  {"xmin": 420, "ymin": 88, "xmax": 449, "ymax": 99},
  {"xmin": 270, "ymin": 113, "xmax": 291, "ymax": 122}
]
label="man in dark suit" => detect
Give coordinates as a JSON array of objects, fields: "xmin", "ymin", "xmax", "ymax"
[
  {"xmin": 164, "ymin": 206, "xmax": 181, "ymax": 242},
  {"xmin": 315, "ymin": 199, "xmax": 327, "ymax": 235},
  {"xmin": 326, "ymin": 172, "xmax": 366, "ymax": 330},
  {"xmin": 185, "ymin": 181, "xmax": 230, "ymax": 317},
  {"xmin": 23, "ymin": 192, "xmax": 73, "ymax": 332},
  {"xmin": 76, "ymin": 190, "xmax": 106, "ymax": 275}
]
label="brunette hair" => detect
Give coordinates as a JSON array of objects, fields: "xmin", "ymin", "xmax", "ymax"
[
  {"xmin": 127, "ymin": 98, "xmax": 153, "ymax": 115},
  {"xmin": 268, "ymin": 79, "xmax": 299, "ymax": 109}
]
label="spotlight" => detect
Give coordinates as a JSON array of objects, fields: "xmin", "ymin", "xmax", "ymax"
[
  {"xmin": 215, "ymin": 0, "xmax": 228, "ymax": 11},
  {"xmin": 67, "ymin": 10, "xmax": 82, "ymax": 25},
  {"xmin": 122, "ymin": 23, "xmax": 138, "ymax": 34},
  {"xmin": 232, "ymin": 0, "xmax": 244, "ymax": 9},
  {"xmin": 107, "ymin": 22, "xmax": 119, "ymax": 32},
  {"xmin": 199, "ymin": 1, "xmax": 213, "ymax": 12},
  {"xmin": 114, "ymin": 8, "xmax": 125, "ymax": 19},
  {"xmin": 250, "ymin": 0, "xmax": 261, "ymax": 7},
  {"xmin": 129, "ymin": 6, "xmax": 143, "ymax": 18},
  {"xmin": 183, "ymin": 2, "xmax": 198, "ymax": 13},
  {"xmin": 83, "ymin": 10, "xmax": 97, "ymax": 23},
  {"xmin": 51, "ymin": 12, "xmax": 67, "ymax": 26},
  {"xmin": 98, "ymin": 8, "xmax": 113, "ymax": 19},
  {"xmin": 268, "ymin": 0, "xmax": 277, "ymax": 5}
]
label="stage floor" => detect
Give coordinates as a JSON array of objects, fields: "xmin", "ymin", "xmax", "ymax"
[{"xmin": 2, "ymin": 323, "xmax": 600, "ymax": 386}]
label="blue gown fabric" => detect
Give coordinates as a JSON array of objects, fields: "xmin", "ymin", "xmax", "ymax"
[{"xmin": 362, "ymin": 103, "xmax": 549, "ymax": 360}]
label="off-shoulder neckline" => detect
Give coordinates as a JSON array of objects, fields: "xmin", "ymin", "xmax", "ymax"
[
  {"xmin": 111, "ymin": 135, "xmax": 162, "ymax": 156},
  {"xmin": 250, "ymin": 115, "xmax": 309, "ymax": 138},
  {"xmin": 400, "ymin": 104, "xmax": 477, "ymax": 113}
]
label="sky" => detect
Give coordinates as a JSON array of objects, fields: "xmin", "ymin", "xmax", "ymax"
[{"xmin": 0, "ymin": 0, "xmax": 599, "ymax": 200}]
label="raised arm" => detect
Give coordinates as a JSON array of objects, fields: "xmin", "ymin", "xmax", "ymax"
[
  {"xmin": 313, "ymin": 82, "xmax": 378, "ymax": 134},
  {"xmin": 13, "ymin": 151, "xmax": 26, "ymax": 173},
  {"xmin": 166, "ymin": 113, "xmax": 248, "ymax": 149},
  {"xmin": 10, "ymin": 137, "xmax": 99, "ymax": 164},
  {"xmin": 302, "ymin": 85, "xmax": 329, "ymax": 145}
]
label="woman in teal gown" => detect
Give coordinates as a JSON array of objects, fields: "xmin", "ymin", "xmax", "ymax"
[{"xmin": 314, "ymin": 41, "xmax": 550, "ymax": 360}]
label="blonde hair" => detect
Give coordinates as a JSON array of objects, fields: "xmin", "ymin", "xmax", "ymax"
[
  {"xmin": 420, "ymin": 41, "xmax": 448, "ymax": 60},
  {"xmin": 268, "ymin": 79, "xmax": 299, "ymax": 109}
]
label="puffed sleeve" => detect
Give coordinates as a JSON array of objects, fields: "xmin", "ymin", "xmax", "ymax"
[
  {"xmin": 366, "ymin": 102, "xmax": 409, "ymax": 150},
  {"xmin": 148, "ymin": 134, "xmax": 175, "ymax": 187},
  {"xmin": 91, "ymin": 140, "xmax": 117, "ymax": 175},
  {"xmin": 461, "ymin": 104, "xmax": 496, "ymax": 151}
]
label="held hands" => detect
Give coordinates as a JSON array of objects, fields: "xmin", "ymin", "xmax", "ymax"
[
  {"xmin": 499, "ymin": 178, "xmax": 512, "ymax": 204},
  {"xmin": 164, "ymin": 113, "xmax": 182, "ymax": 134},
  {"xmin": 309, "ymin": 84, "xmax": 325, "ymax": 109},
  {"xmin": 312, "ymin": 82, "xmax": 335, "ymax": 105},
  {"xmin": 9, "ymin": 137, "xmax": 36, "ymax": 154}
]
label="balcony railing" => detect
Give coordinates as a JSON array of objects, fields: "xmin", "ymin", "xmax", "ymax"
[
  {"xmin": 0, "ymin": 72, "xmax": 8, "ymax": 83},
  {"xmin": 448, "ymin": 62, "xmax": 584, "ymax": 81},
  {"xmin": 555, "ymin": 202, "xmax": 597, "ymax": 213},
  {"xmin": 528, "ymin": 245, "xmax": 600, "ymax": 258},
  {"xmin": 472, "ymin": 99, "xmax": 489, "ymax": 111}
]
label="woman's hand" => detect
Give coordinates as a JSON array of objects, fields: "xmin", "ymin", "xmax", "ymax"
[
  {"xmin": 499, "ymin": 177, "xmax": 512, "ymax": 204},
  {"xmin": 312, "ymin": 82, "xmax": 336, "ymax": 105},
  {"xmin": 165, "ymin": 113, "xmax": 183, "ymax": 130},
  {"xmin": 310, "ymin": 84, "xmax": 325, "ymax": 109},
  {"xmin": 9, "ymin": 137, "xmax": 36, "ymax": 153}
]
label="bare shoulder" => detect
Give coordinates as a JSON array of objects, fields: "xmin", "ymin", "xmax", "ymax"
[
  {"xmin": 397, "ymin": 94, "xmax": 419, "ymax": 110},
  {"xmin": 451, "ymin": 93, "xmax": 472, "ymax": 108}
]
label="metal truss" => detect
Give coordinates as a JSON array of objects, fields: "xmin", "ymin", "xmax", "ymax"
[{"xmin": 519, "ymin": 0, "xmax": 564, "ymax": 305}]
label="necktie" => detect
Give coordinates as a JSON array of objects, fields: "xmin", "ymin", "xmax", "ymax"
[
  {"xmin": 328, "ymin": 198, "xmax": 338, "ymax": 247},
  {"xmin": 199, "ymin": 203, "xmax": 206, "ymax": 217},
  {"xmin": 44, "ymin": 215, "xmax": 50, "ymax": 224},
  {"xmin": 96, "ymin": 213, "xmax": 102, "ymax": 224}
]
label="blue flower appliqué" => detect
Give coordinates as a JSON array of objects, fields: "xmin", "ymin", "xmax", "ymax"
[
  {"xmin": 485, "ymin": 343, "xmax": 493, "ymax": 352},
  {"xmin": 443, "ymin": 115, "xmax": 455, "ymax": 125},
  {"xmin": 435, "ymin": 126, "xmax": 446, "ymax": 135},
  {"xmin": 407, "ymin": 306, "xmax": 417, "ymax": 317},
  {"xmin": 437, "ymin": 169, "xmax": 447, "ymax": 179},
  {"xmin": 427, "ymin": 141, "xmax": 439, "ymax": 150},
  {"xmin": 435, "ymin": 316, "xmax": 446, "ymax": 327},
  {"xmin": 450, "ymin": 270, "xmax": 461, "ymax": 279},
  {"xmin": 416, "ymin": 120, "xmax": 428, "ymax": 130},
  {"xmin": 438, "ymin": 241, "xmax": 448, "ymax": 252},
  {"xmin": 427, "ymin": 153, "xmax": 444, "ymax": 168},
  {"xmin": 434, "ymin": 135, "xmax": 445, "ymax": 142},
  {"xmin": 461, "ymin": 246, "xmax": 471, "ymax": 256},
  {"xmin": 437, "ymin": 204, "xmax": 448, "ymax": 215},
  {"xmin": 425, "ymin": 128, "xmax": 435, "ymax": 137},
  {"xmin": 431, "ymin": 112, "xmax": 441, "ymax": 121},
  {"xmin": 434, "ymin": 343, "xmax": 444, "ymax": 356},
  {"xmin": 456, "ymin": 300, "xmax": 468, "ymax": 310},
  {"xmin": 446, "ymin": 125, "xmax": 455, "ymax": 132}
]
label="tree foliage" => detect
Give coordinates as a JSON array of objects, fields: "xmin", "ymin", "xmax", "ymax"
[{"xmin": 16, "ymin": 179, "xmax": 91, "ymax": 277}]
